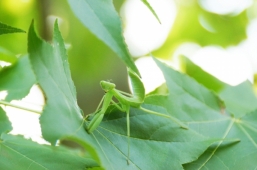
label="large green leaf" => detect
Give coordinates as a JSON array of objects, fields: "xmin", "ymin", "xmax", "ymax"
[
  {"xmin": 0, "ymin": 134, "xmax": 98, "ymax": 170},
  {"xmin": 0, "ymin": 22, "xmax": 25, "ymax": 35},
  {"xmin": 0, "ymin": 56, "xmax": 36, "ymax": 101},
  {"xmin": 152, "ymin": 57, "xmax": 257, "ymax": 169},
  {"xmin": 183, "ymin": 110, "xmax": 257, "ymax": 169},
  {"xmin": 28, "ymin": 21, "xmax": 83, "ymax": 144},
  {"xmin": 180, "ymin": 56, "xmax": 257, "ymax": 169},
  {"xmin": 67, "ymin": 0, "xmax": 140, "ymax": 75},
  {"xmin": 28, "ymin": 20, "xmax": 103, "ymax": 167},
  {"xmin": 88, "ymin": 106, "xmax": 222, "ymax": 169},
  {"xmin": 153, "ymin": 0, "xmax": 248, "ymax": 58},
  {"xmin": 0, "ymin": 107, "xmax": 12, "ymax": 134},
  {"xmin": 184, "ymin": 106, "xmax": 257, "ymax": 169},
  {"xmin": 28, "ymin": 21, "xmax": 218, "ymax": 169}
]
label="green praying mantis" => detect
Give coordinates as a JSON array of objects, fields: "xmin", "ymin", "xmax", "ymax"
[{"xmin": 85, "ymin": 68, "xmax": 188, "ymax": 164}]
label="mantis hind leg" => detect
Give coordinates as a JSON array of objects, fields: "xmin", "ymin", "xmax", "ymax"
[
  {"xmin": 139, "ymin": 106, "xmax": 188, "ymax": 129},
  {"xmin": 110, "ymin": 101, "xmax": 131, "ymax": 164}
]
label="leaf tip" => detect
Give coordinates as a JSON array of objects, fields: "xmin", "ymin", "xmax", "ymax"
[
  {"xmin": 28, "ymin": 20, "xmax": 35, "ymax": 36},
  {"xmin": 54, "ymin": 19, "xmax": 59, "ymax": 29}
]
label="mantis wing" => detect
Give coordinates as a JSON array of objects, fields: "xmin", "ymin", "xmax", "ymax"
[{"xmin": 128, "ymin": 68, "xmax": 145, "ymax": 102}]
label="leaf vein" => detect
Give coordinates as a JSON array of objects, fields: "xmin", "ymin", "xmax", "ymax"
[
  {"xmin": 2, "ymin": 144, "xmax": 47, "ymax": 169},
  {"xmin": 238, "ymin": 124, "xmax": 257, "ymax": 148},
  {"xmin": 197, "ymin": 119, "xmax": 234, "ymax": 169}
]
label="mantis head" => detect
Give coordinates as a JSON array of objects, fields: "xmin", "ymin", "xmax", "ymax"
[{"xmin": 100, "ymin": 81, "xmax": 116, "ymax": 92}]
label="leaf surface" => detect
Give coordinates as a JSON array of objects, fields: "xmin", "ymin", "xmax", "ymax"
[
  {"xmin": 67, "ymin": 0, "xmax": 139, "ymax": 75},
  {"xmin": 0, "ymin": 56, "xmax": 36, "ymax": 101},
  {"xmin": 28, "ymin": 20, "xmax": 104, "ymax": 167},
  {"xmin": 88, "ymin": 105, "xmax": 220, "ymax": 169},
  {"xmin": 184, "ymin": 108, "xmax": 257, "ymax": 169},
  {"xmin": 158, "ymin": 56, "xmax": 257, "ymax": 169},
  {"xmin": 28, "ymin": 21, "xmax": 83, "ymax": 144},
  {"xmin": 0, "ymin": 134, "xmax": 98, "ymax": 170},
  {"xmin": 0, "ymin": 22, "xmax": 25, "ymax": 35}
]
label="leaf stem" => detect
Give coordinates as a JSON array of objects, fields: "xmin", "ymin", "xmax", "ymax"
[{"xmin": 0, "ymin": 100, "xmax": 41, "ymax": 114}]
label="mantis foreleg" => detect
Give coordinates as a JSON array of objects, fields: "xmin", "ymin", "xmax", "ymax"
[
  {"xmin": 87, "ymin": 92, "xmax": 113, "ymax": 133},
  {"xmin": 94, "ymin": 95, "xmax": 106, "ymax": 113}
]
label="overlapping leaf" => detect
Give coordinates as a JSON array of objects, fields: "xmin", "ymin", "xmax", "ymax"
[
  {"xmin": 0, "ymin": 22, "xmax": 25, "ymax": 35},
  {"xmin": 28, "ymin": 20, "xmax": 102, "ymax": 167},
  {"xmin": 0, "ymin": 106, "xmax": 94, "ymax": 169},
  {"xmin": 150, "ymin": 57, "xmax": 225, "ymax": 121},
  {"xmin": 0, "ymin": 43, "xmax": 96, "ymax": 170},
  {"xmin": 180, "ymin": 56, "xmax": 226, "ymax": 93},
  {"xmin": 67, "ymin": 0, "xmax": 139, "ymax": 75},
  {"xmin": 28, "ymin": 21, "xmax": 84, "ymax": 144},
  {"xmin": 0, "ymin": 56, "xmax": 36, "ymax": 101},
  {"xmin": 181, "ymin": 56, "xmax": 257, "ymax": 117},
  {"xmin": 0, "ymin": 134, "xmax": 98, "ymax": 170},
  {"xmin": 178, "ymin": 56, "xmax": 257, "ymax": 169},
  {"xmin": 28, "ymin": 21, "xmax": 220, "ymax": 169}
]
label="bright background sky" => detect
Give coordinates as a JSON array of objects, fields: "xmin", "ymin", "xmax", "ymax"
[{"xmin": 1, "ymin": 0, "xmax": 256, "ymax": 144}]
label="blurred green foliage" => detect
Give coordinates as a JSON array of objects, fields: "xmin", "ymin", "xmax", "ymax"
[
  {"xmin": 0, "ymin": 21, "xmax": 25, "ymax": 35},
  {"xmin": 153, "ymin": 0, "xmax": 249, "ymax": 58},
  {"xmin": 0, "ymin": 0, "xmax": 251, "ymax": 113},
  {"xmin": 0, "ymin": 0, "xmax": 36, "ymax": 54}
]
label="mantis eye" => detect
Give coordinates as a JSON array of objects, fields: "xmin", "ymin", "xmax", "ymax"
[{"xmin": 100, "ymin": 81, "xmax": 116, "ymax": 92}]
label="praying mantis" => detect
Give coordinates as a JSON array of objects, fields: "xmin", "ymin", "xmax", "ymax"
[{"xmin": 85, "ymin": 68, "xmax": 188, "ymax": 164}]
